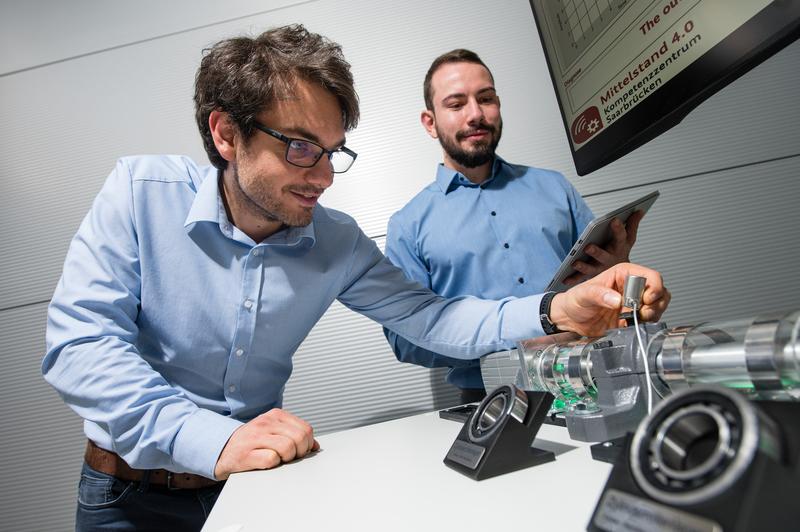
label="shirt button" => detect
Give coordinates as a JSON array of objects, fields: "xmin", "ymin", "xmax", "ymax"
[
  {"xmin": 253, "ymin": 248, "xmax": 261, "ymax": 256},
  {"xmin": 243, "ymin": 299, "xmax": 253, "ymax": 310},
  {"xmin": 518, "ymin": 277, "xmax": 525, "ymax": 284},
  {"xmin": 503, "ymin": 243, "xmax": 510, "ymax": 249},
  {"xmin": 235, "ymin": 348, "xmax": 244, "ymax": 357},
  {"xmin": 491, "ymin": 211, "xmax": 496, "ymax": 216},
  {"xmin": 228, "ymin": 385, "xmax": 236, "ymax": 393}
]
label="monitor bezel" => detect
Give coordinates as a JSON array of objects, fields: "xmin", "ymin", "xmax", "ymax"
[{"xmin": 530, "ymin": 1, "xmax": 800, "ymax": 176}]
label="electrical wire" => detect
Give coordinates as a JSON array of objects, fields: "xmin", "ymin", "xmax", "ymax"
[{"xmin": 632, "ymin": 304, "xmax": 653, "ymax": 414}]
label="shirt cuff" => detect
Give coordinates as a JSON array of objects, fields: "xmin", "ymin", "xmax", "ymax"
[
  {"xmin": 500, "ymin": 293, "xmax": 547, "ymax": 342},
  {"xmin": 172, "ymin": 408, "xmax": 244, "ymax": 479}
]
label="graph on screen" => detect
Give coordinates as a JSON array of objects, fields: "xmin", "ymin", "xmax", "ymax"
[{"xmin": 546, "ymin": 0, "xmax": 636, "ymax": 72}]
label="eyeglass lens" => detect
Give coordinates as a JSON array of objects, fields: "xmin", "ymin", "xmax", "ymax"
[{"xmin": 286, "ymin": 139, "xmax": 354, "ymax": 173}]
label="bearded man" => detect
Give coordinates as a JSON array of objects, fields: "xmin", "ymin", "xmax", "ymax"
[{"xmin": 383, "ymin": 49, "xmax": 644, "ymax": 403}]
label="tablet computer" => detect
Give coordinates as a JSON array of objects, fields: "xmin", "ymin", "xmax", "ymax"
[{"xmin": 546, "ymin": 190, "xmax": 660, "ymax": 292}]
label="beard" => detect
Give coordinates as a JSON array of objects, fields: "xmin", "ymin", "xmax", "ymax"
[
  {"xmin": 437, "ymin": 119, "xmax": 502, "ymax": 168},
  {"xmin": 231, "ymin": 162, "xmax": 319, "ymax": 228}
]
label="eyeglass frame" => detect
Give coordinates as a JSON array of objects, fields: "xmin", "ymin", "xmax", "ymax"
[{"xmin": 252, "ymin": 121, "xmax": 358, "ymax": 173}]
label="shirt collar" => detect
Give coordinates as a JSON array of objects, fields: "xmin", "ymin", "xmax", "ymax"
[
  {"xmin": 184, "ymin": 167, "xmax": 223, "ymax": 227},
  {"xmin": 184, "ymin": 168, "xmax": 316, "ymax": 248},
  {"xmin": 435, "ymin": 156, "xmax": 506, "ymax": 194}
]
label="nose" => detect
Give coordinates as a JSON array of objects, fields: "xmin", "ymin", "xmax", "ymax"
[
  {"xmin": 306, "ymin": 153, "xmax": 334, "ymax": 189},
  {"xmin": 465, "ymin": 98, "xmax": 484, "ymax": 124}
]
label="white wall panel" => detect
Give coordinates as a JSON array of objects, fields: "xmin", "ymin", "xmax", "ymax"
[
  {"xmin": 0, "ymin": 302, "xmax": 86, "ymax": 531},
  {"xmin": 0, "ymin": 0, "xmax": 305, "ymax": 75}
]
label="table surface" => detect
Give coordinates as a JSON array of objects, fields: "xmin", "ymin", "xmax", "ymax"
[{"xmin": 202, "ymin": 409, "xmax": 613, "ymax": 532}]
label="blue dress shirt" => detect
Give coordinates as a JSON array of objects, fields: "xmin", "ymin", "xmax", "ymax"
[
  {"xmin": 43, "ymin": 155, "xmax": 549, "ymax": 479},
  {"xmin": 384, "ymin": 156, "xmax": 594, "ymax": 390}
]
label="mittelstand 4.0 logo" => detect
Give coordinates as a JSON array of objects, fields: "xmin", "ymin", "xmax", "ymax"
[{"xmin": 571, "ymin": 106, "xmax": 603, "ymax": 144}]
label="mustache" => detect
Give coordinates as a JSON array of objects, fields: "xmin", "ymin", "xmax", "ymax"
[
  {"xmin": 456, "ymin": 123, "xmax": 496, "ymax": 141},
  {"xmin": 286, "ymin": 185, "xmax": 325, "ymax": 196}
]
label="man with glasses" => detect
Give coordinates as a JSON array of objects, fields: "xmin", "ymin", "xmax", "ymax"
[
  {"xmin": 43, "ymin": 27, "xmax": 668, "ymax": 530},
  {"xmin": 383, "ymin": 50, "xmax": 644, "ymax": 404}
]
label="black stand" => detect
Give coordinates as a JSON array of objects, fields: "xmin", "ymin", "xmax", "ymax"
[
  {"xmin": 589, "ymin": 399, "xmax": 800, "ymax": 531},
  {"xmin": 444, "ymin": 385, "xmax": 555, "ymax": 480},
  {"xmin": 589, "ymin": 436, "xmax": 628, "ymax": 464}
]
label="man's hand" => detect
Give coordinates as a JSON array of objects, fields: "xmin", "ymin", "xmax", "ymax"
[
  {"xmin": 214, "ymin": 408, "xmax": 319, "ymax": 480},
  {"xmin": 550, "ymin": 262, "xmax": 670, "ymax": 337},
  {"xmin": 564, "ymin": 210, "xmax": 644, "ymax": 286}
]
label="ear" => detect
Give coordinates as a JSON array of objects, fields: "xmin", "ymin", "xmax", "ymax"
[
  {"xmin": 420, "ymin": 109, "xmax": 438, "ymax": 139},
  {"xmin": 209, "ymin": 110, "xmax": 237, "ymax": 163}
]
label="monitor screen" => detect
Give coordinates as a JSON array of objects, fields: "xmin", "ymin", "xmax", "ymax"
[{"xmin": 529, "ymin": 0, "xmax": 800, "ymax": 175}]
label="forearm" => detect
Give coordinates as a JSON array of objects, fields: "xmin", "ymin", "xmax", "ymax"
[
  {"xmin": 383, "ymin": 327, "xmax": 479, "ymax": 368},
  {"xmin": 342, "ymin": 255, "xmax": 546, "ymax": 358},
  {"xmin": 43, "ymin": 331, "xmax": 242, "ymax": 478}
]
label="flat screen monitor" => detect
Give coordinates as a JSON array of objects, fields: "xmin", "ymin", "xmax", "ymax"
[{"xmin": 529, "ymin": 0, "xmax": 800, "ymax": 175}]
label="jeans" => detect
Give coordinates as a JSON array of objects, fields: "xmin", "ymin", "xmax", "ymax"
[
  {"xmin": 75, "ymin": 461, "xmax": 225, "ymax": 532},
  {"xmin": 459, "ymin": 387, "xmax": 487, "ymax": 405}
]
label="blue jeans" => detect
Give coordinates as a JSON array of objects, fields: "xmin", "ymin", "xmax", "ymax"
[{"xmin": 75, "ymin": 461, "xmax": 225, "ymax": 532}]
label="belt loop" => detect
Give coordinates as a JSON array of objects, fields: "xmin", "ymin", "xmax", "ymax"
[
  {"xmin": 167, "ymin": 472, "xmax": 179, "ymax": 491},
  {"xmin": 138, "ymin": 469, "xmax": 151, "ymax": 493}
]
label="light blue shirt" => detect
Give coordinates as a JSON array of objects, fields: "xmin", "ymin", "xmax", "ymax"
[
  {"xmin": 43, "ymin": 155, "xmax": 547, "ymax": 479},
  {"xmin": 384, "ymin": 157, "xmax": 594, "ymax": 389}
]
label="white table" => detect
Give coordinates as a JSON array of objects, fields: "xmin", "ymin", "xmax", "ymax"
[{"xmin": 202, "ymin": 410, "xmax": 613, "ymax": 532}]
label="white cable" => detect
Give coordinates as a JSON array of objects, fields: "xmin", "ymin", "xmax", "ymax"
[{"xmin": 632, "ymin": 304, "xmax": 653, "ymax": 414}]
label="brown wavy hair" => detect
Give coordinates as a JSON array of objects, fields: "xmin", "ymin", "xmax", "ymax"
[{"xmin": 194, "ymin": 24, "xmax": 359, "ymax": 169}]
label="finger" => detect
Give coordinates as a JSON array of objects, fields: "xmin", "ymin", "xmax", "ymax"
[
  {"xmin": 562, "ymin": 271, "xmax": 585, "ymax": 286},
  {"xmin": 610, "ymin": 217, "xmax": 627, "ymax": 245},
  {"xmin": 302, "ymin": 434, "xmax": 316, "ymax": 455},
  {"xmin": 583, "ymin": 244, "xmax": 615, "ymax": 266},
  {"xmin": 625, "ymin": 210, "xmax": 644, "ymax": 245},
  {"xmin": 578, "ymin": 283, "xmax": 622, "ymax": 311},
  {"xmin": 264, "ymin": 409, "xmax": 316, "ymax": 456},
  {"xmin": 240, "ymin": 448, "xmax": 281, "ymax": 473},
  {"xmin": 260, "ymin": 434, "xmax": 298, "ymax": 463},
  {"xmin": 601, "ymin": 288, "xmax": 623, "ymax": 309},
  {"xmin": 639, "ymin": 292, "xmax": 670, "ymax": 321},
  {"xmin": 638, "ymin": 305, "xmax": 663, "ymax": 322},
  {"xmin": 609, "ymin": 263, "xmax": 657, "ymax": 291},
  {"xmin": 311, "ymin": 439, "xmax": 320, "ymax": 452},
  {"xmin": 641, "ymin": 274, "xmax": 666, "ymax": 305},
  {"xmin": 285, "ymin": 421, "xmax": 315, "ymax": 456},
  {"xmin": 273, "ymin": 421, "xmax": 315, "ymax": 457},
  {"xmin": 572, "ymin": 260, "xmax": 601, "ymax": 277}
]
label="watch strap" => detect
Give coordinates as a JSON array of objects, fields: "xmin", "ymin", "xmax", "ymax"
[{"xmin": 539, "ymin": 291, "xmax": 561, "ymax": 335}]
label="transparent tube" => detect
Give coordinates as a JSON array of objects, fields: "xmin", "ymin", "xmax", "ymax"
[
  {"xmin": 521, "ymin": 337, "xmax": 598, "ymax": 413},
  {"xmin": 651, "ymin": 310, "xmax": 800, "ymax": 400},
  {"xmin": 516, "ymin": 310, "xmax": 800, "ymax": 411}
]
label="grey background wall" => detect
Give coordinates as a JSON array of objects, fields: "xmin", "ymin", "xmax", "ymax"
[{"xmin": 1, "ymin": 0, "xmax": 798, "ymax": 529}]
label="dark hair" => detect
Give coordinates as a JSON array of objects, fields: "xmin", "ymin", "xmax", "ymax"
[
  {"xmin": 422, "ymin": 48, "xmax": 494, "ymax": 111},
  {"xmin": 194, "ymin": 24, "xmax": 359, "ymax": 169},
  {"xmin": 423, "ymin": 49, "xmax": 493, "ymax": 111}
]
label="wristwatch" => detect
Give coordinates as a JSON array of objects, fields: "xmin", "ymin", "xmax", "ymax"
[{"xmin": 539, "ymin": 291, "xmax": 562, "ymax": 335}]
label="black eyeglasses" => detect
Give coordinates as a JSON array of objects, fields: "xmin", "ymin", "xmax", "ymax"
[{"xmin": 252, "ymin": 122, "xmax": 358, "ymax": 173}]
